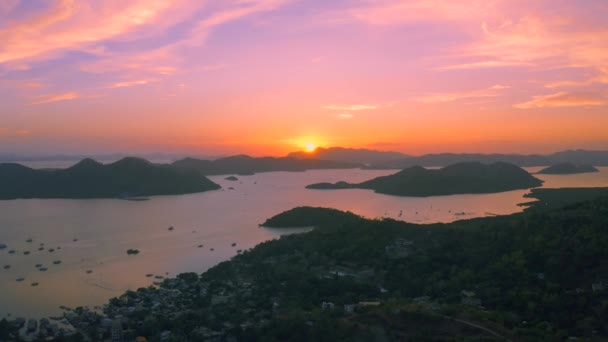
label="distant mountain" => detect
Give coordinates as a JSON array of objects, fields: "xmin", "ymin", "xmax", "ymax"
[
  {"xmin": 366, "ymin": 150, "xmax": 608, "ymax": 168},
  {"xmin": 307, "ymin": 162, "xmax": 543, "ymax": 196},
  {"xmin": 548, "ymin": 150, "xmax": 608, "ymax": 165},
  {"xmin": 0, "ymin": 157, "xmax": 220, "ymax": 199},
  {"xmin": 171, "ymin": 155, "xmax": 362, "ymax": 176},
  {"xmin": 537, "ymin": 162, "xmax": 599, "ymax": 174},
  {"xmin": 288, "ymin": 147, "xmax": 409, "ymax": 165},
  {"xmin": 366, "ymin": 153, "xmax": 553, "ymax": 169},
  {"xmin": 288, "ymin": 147, "xmax": 608, "ymax": 168}
]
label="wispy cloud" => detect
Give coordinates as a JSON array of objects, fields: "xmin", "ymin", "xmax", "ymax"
[
  {"xmin": 449, "ymin": 10, "xmax": 608, "ymax": 77},
  {"xmin": 348, "ymin": 0, "xmax": 493, "ymax": 25},
  {"xmin": 29, "ymin": 91, "xmax": 103, "ymax": 105},
  {"xmin": 545, "ymin": 68, "xmax": 608, "ymax": 88},
  {"xmin": 30, "ymin": 92, "xmax": 81, "ymax": 105},
  {"xmin": 324, "ymin": 104, "xmax": 377, "ymax": 111},
  {"xmin": 337, "ymin": 113, "xmax": 354, "ymax": 119},
  {"xmin": 415, "ymin": 85, "xmax": 510, "ymax": 103},
  {"xmin": 0, "ymin": 0, "xmax": 186, "ymax": 64},
  {"xmin": 440, "ymin": 60, "xmax": 531, "ymax": 70},
  {"xmin": 514, "ymin": 92, "xmax": 606, "ymax": 109},
  {"xmin": 1, "ymin": 0, "xmax": 288, "ymax": 79},
  {"xmin": 0, "ymin": 127, "xmax": 31, "ymax": 137},
  {"xmin": 108, "ymin": 79, "xmax": 158, "ymax": 89}
]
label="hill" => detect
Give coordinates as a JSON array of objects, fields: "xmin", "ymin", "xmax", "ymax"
[
  {"xmin": 30, "ymin": 190, "xmax": 608, "ymax": 341},
  {"xmin": 0, "ymin": 157, "xmax": 220, "ymax": 199},
  {"xmin": 171, "ymin": 155, "xmax": 361, "ymax": 175},
  {"xmin": 288, "ymin": 147, "xmax": 409, "ymax": 165},
  {"xmin": 260, "ymin": 206, "xmax": 363, "ymax": 228},
  {"xmin": 537, "ymin": 162, "xmax": 599, "ymax": 174},
  {"xmin": 307, "ymin": 162, "xmax": 543, "ymax": 196}
]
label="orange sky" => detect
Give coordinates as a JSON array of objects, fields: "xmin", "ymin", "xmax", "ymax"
[{"xmin": 1, "ymin": 0, "xmax": 607, "ymax": 156}]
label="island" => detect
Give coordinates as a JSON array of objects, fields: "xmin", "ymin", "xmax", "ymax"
[
  {"xmin": 260, "ymin": 206, "xmax": 363, "ymax": 228},
  {"xmin": 537, "ymin": 162, "xmax": 599, "ymax": 174},
  {"xmin": 0, "ymin": 157, "xmax": 220, "ymax": 199},
  {"xmin": 307, "ymin": 162, "xmax": 543, "ymax": 196}
]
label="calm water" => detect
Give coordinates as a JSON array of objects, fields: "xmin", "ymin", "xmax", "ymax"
[{"xmin": 1, "ymin": 167, "xmax": 608, "ymax": 318}]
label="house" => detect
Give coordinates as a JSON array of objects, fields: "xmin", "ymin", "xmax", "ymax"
[
  {"xmin": 344, "ymin": 304, "xmax": 356, "ymax": 314},
  {"xmin": 358, "ymin": 301, "xmax": 381, "ymax": 307},
  {"xmin": 321, "ymin": 301, "xmax": 335, "ymax": 309},
  {"xmin": 592, "ymin": 282, "xmax": 605, "ymax": 292}
]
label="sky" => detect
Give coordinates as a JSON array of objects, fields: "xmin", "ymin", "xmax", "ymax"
[{"xmin": 0, "ymin": 0, "xmax": 607, "ymax": 156}]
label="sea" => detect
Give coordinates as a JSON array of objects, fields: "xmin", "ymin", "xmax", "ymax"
[{"xmin": 1, "ymin": 161, "xmax": 608, "ymax": 318}]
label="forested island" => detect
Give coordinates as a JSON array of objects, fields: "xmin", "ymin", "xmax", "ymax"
[
  {"xmin": 3, "ymin": 188, "xmax": 608, "ymax": 340},
  {"xmin": 307, "ymin": 162, "xmax": 543, "ymax": 196},
  {"xmin": 537, "ymin": 162, "xmax": 599, "ymax": 174},
  {"xmin": 0, "ymin": 157, "xmax": 220, "ymax": 199},
  {"xmin": 260, "ymin": 207, "xmax": 363, "ymax": 228}
]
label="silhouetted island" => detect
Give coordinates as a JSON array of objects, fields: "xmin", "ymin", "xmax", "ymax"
[
  {"xmin": 170, "ymin": 155, "xmax": 362, "ymax": 176},
  {"xmin": 260, "ymin": 206, "xmax": 363, "ymax": 228},
  {"xmin": 0, "ymin": 157, "xmax": 220, "ymax": 199},
  {"xmin": 537, "ymin": 162, "xmax": 599, "ymax": 174},
  {"xmin": 307, "ymin": 162, "xmax": 543, "ymax": 196}
]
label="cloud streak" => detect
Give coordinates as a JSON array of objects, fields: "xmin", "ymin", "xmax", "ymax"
[
  {"xmin": 0, "ymin": 127, "xmax": 31, "ymax": 137},
  {"xmin": 108, "ymin": 79, "xmax": 158, "ymax": 89},
  {"xmin": 415, "ymin": 85, "xmax": 510, "ymax": 103},
  {"xmin": 324, "ymin": 104, "xmax": 377, "ymax": 111},
  {"xmin": 29, "ymin": 91, "xmax": 103, "ymax": 105},
  {"xmin": 514, "ymin": 92, "xmax": 606, "ymax": 109}
]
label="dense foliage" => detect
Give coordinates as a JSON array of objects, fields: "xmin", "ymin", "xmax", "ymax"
[{"xmin": 260, "ymin": 206, "xmax": 363, "ymax": 228}]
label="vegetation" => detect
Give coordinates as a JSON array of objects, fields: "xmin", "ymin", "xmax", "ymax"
[
  {"xmin": 520, "ymin": 187, "xmax": 608, "ymax": 212},
  {"xmin": 307, "ymin": 162, "xmax": 543, "ymax": 196},
  {"xmin": 8, "ymin": 188, "xmax": 601, "ymax": 340},
  {"xmin": 260, "ymin": 206, "xmax": 363, "ymax": 228},
  {"xmin": 126, "ymin": 249, "xmax": 140, "ymax": 255},
  {"xmin": 537, "ymin": 162, "xmax": 599, "ymax": 174},
  {"xmin": 0, "ymin": 157, "xmax": 220, "ymax": 199}
]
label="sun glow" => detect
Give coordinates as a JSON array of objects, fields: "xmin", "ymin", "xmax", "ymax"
[{"xmin": 304, "ymin": 142, "xmax": 317, "ymax": 153}]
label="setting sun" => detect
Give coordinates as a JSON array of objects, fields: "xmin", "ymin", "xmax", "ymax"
[{"xmin": 304, "ymin": 143, "xmax": 318, "ymax": 153}]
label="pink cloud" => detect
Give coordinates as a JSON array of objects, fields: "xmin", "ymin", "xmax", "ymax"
[
  {"xmin": 0, "ymin": 127, "xmax": 31, "ymax": 137},
  {"xmin": 415, "ymin": 85, "xmax": 510, "ymax": 103},
  {"xmin": 514, "ymin": 92, "xmax": 606, "ymax": 109},
  {"xmin": 349, "ymin": 0, "xmax": 493, "ymax": 25},
  {"xmin": 440, "ymin": 60, "xmax": 531, "ymax": 70},
  {"xmin": 324, "ymin": 104, "xmax": 377, "ymax": 111},
  {"xmin": 77, "ymin": 0, "xmax": 288, "ymax": 76},
  {"xmin": 0, "ymin": 0, "xmax": 196, "ymax": 64},
  {"xmin": 30, "ymin": 91, "xmax": 81, "ymax": 105},
  {"xmin": 108, "ymin": 79, "xmax": 158, "ymax": 89}
]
